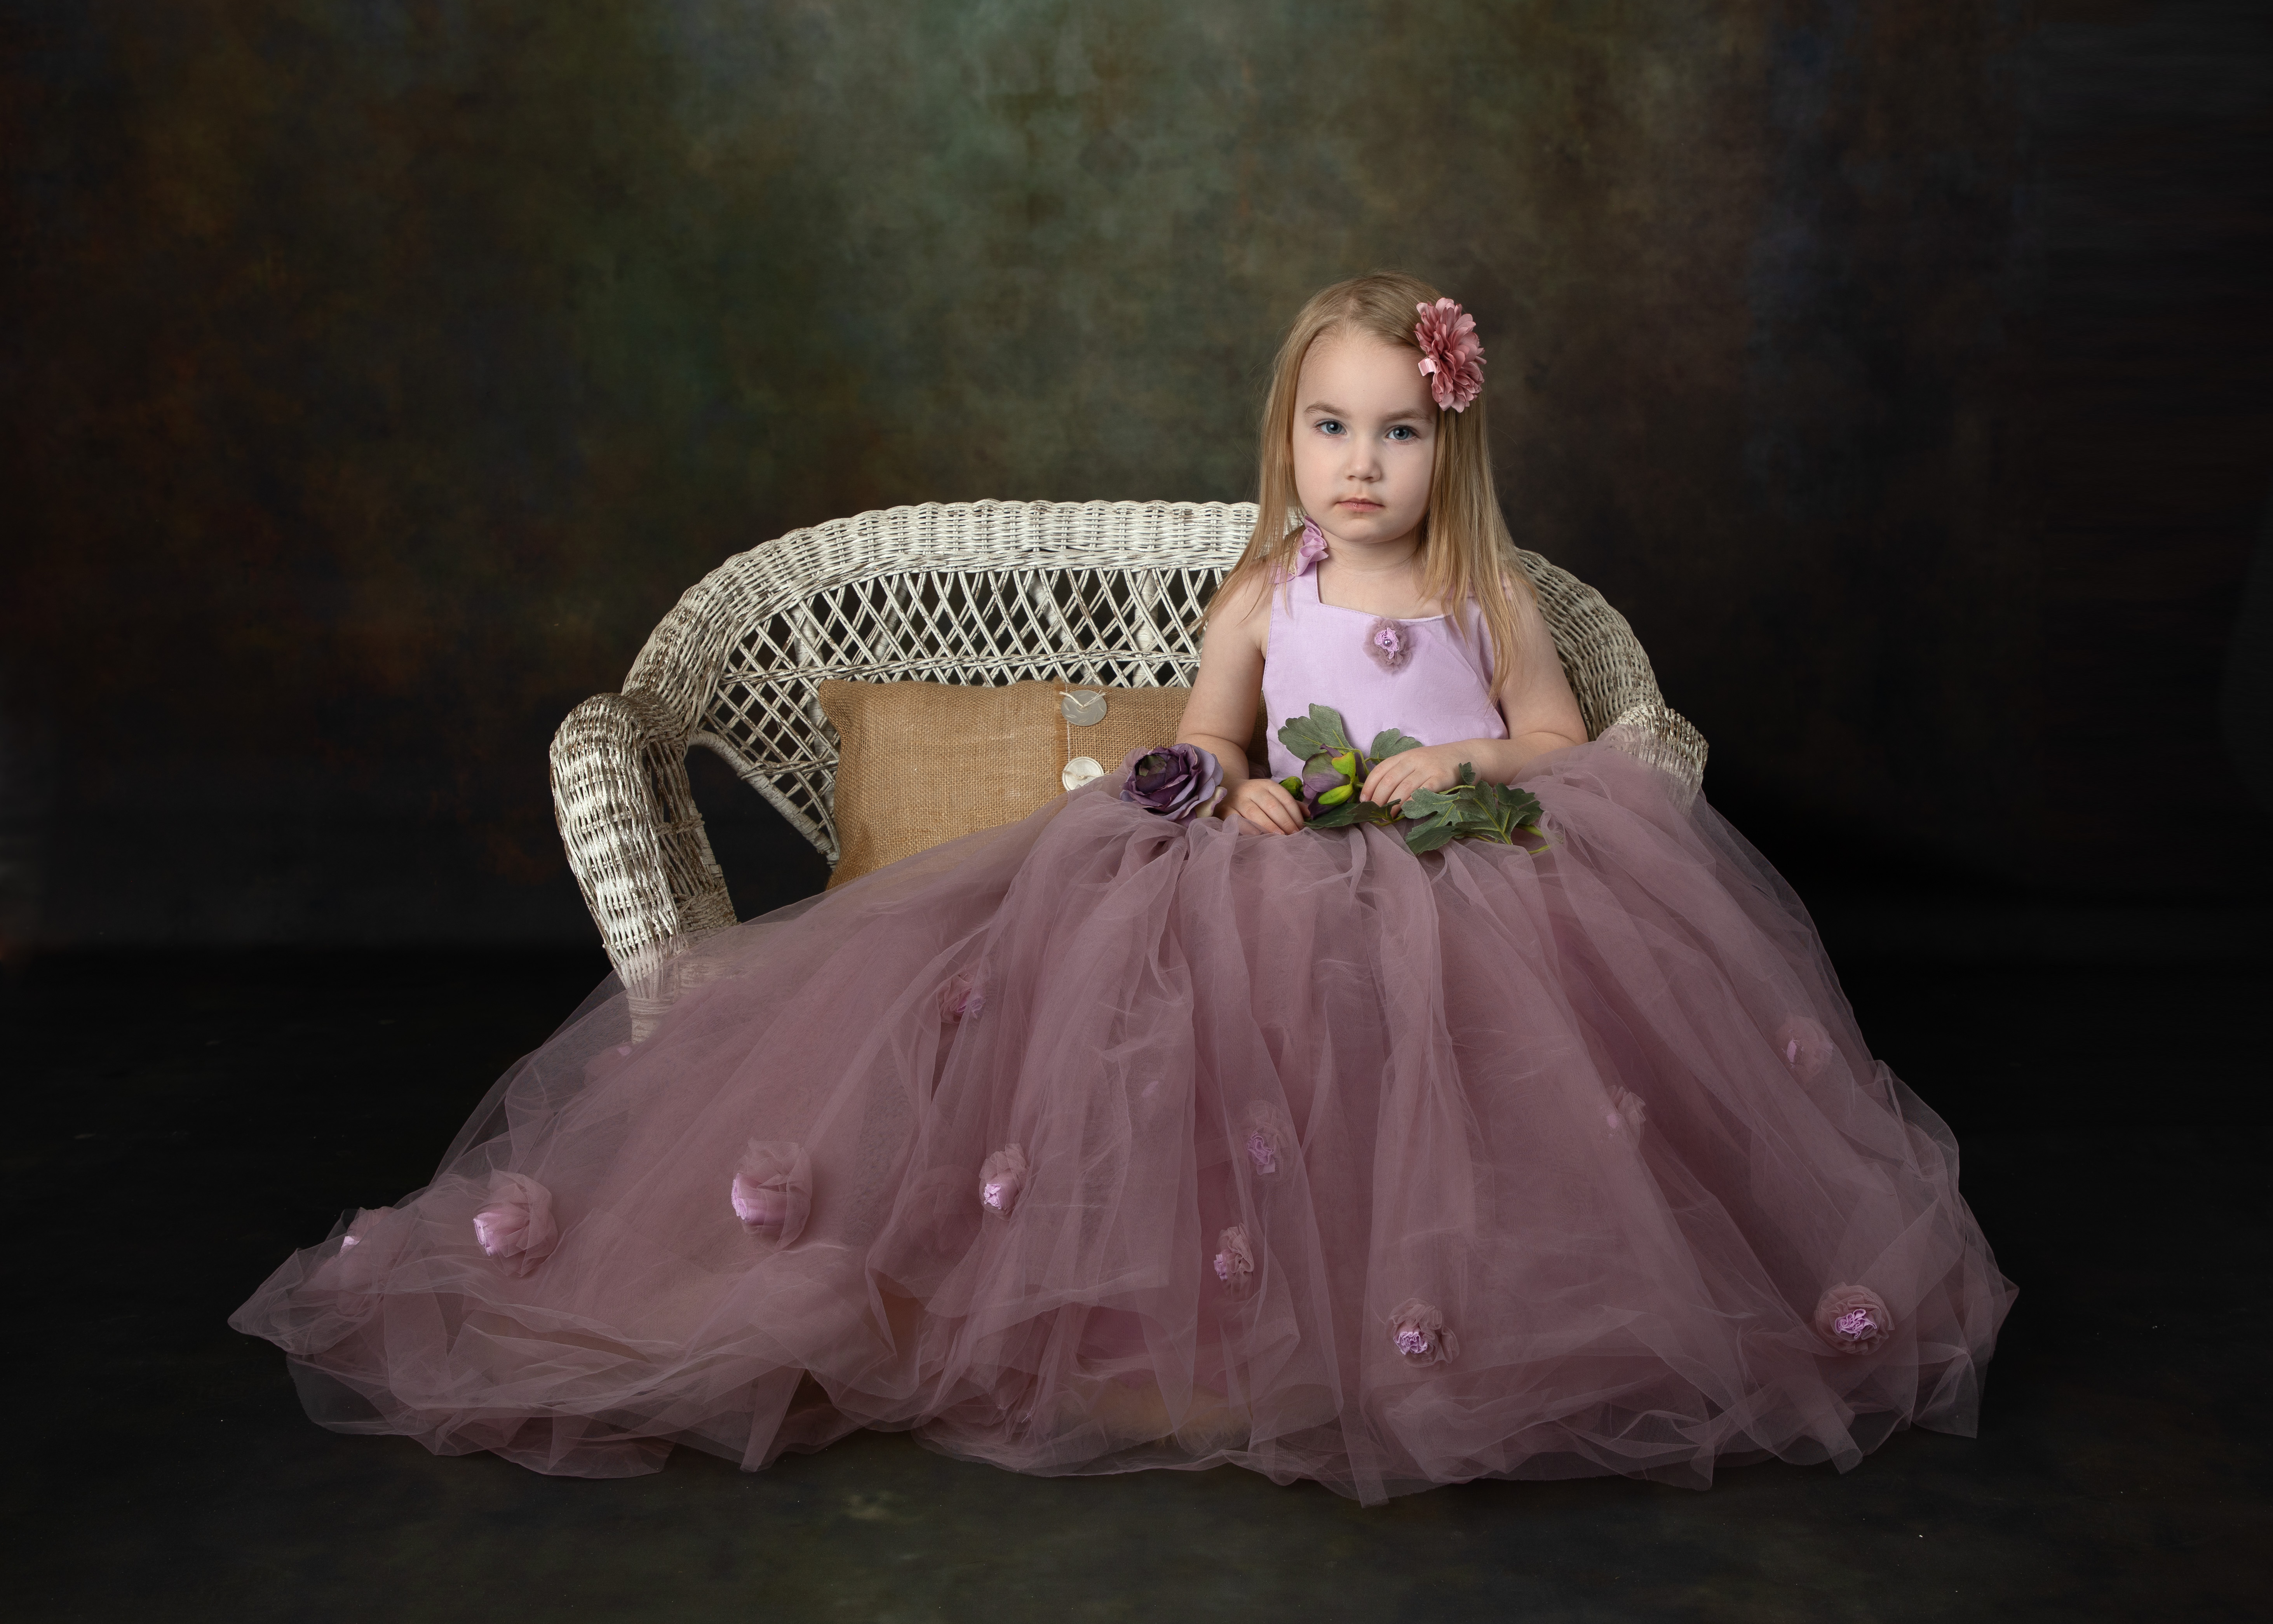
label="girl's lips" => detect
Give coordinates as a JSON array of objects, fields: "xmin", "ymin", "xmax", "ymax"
[{"xmin": 1336, "ymin": 499, "xmax": 1382, "ymax": 511}]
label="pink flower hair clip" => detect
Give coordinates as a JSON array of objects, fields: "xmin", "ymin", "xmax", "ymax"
[{"xmin": 1414, "ymin": 298, "xmax": 1485, "ymax": 413}]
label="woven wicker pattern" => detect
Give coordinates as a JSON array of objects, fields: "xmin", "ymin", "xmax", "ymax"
[{"xmin": 551, "ymin": 499, "xmax": 1706, "ymax": 986}]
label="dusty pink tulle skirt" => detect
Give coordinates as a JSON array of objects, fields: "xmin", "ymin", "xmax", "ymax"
[{"xmin": 233, "ymin": 742, "xmax": 2013, "ymax": 1503}]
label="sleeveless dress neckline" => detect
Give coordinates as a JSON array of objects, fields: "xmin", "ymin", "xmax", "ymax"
[
  {"xmin": 1318, "ymin": 602, "xmax": 1445, "ymax": 621},
  {"xmin": 1308, "ymin": 585, "xmax": 1446, "ymax": 622}
]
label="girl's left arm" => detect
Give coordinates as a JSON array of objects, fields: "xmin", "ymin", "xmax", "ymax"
[{"xmin": 1359, "ymin": 581, "xmax": 1589, "ymax": 803}]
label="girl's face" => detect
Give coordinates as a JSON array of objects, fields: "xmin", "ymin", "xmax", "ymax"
[{"xmin": 1291, "ymin": 330, "xmax": 1437, "ymax": 555}]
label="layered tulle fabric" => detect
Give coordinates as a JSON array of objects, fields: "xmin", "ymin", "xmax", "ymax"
[{"xmin": 233, "ymin": 741, "xmax": 2013, "ymax": 1502}]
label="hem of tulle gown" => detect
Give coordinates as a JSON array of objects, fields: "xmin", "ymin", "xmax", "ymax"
[{"xmin": 272, "ymin": 1339, "xmax": 1994, "ymax": 1500}]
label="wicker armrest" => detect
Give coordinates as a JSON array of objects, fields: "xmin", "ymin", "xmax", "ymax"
[
  {"xmin": 1517, "ymin": 549, "xmax": 1708, "ymax": 805},
  {"xmin": 549, "ymin": 688, "xmax": 736, "ymax": 981},
  {"xmin": 1602, "ymin": 700, "xmax": 1709, "ymax": 804}
]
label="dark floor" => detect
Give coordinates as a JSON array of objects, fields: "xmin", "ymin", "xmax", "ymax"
[{"xmin": 3, "ymin": 944, "xmax": 2266, "ymax": 1622}]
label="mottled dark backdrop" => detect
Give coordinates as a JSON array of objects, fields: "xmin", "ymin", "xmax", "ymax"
[{"xmin": 3, "ymin": 0, "xmax": 2268, "ymax": 950}]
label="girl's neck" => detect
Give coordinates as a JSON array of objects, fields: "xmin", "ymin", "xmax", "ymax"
[
  {"xmin": 1313, "ymin": 528, "xmax": 1440, "ymax": 619},
  {"xmin": 1326, "ymin": 524, "xmax": 1421, "ymax": 579}
]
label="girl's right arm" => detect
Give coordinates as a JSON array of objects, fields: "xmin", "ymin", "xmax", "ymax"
[{"xmin": 1177, "ymin": 576, "xmax": 1305, "ymax": 835}]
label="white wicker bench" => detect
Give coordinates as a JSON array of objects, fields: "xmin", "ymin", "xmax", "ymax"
[{"xmin": 550, "ymin": 499, "xmax": 1706, "ymax": 987}]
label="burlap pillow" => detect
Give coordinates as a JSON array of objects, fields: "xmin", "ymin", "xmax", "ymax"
[{"xmin": 817, "ymin": 680, "xmax": 1197, "ymax": 887}]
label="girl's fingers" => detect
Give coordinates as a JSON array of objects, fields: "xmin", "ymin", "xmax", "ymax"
[{"xmin": 1232, "ymin": 784, "xmax": 1302, "ymax": 834}]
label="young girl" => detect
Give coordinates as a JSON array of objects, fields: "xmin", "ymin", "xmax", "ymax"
[{"xmin": 234, "ymin": 274, "xmax": 2012, "ymax": 1504}]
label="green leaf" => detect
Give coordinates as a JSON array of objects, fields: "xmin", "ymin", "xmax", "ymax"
[
  {"xmin": 1473, "ymin": 784, "xmax": 1541, "ymax": 844},
  {"xmin": 1307, "ymin": 800, "xmax": 1366, "ymax": 829},
  {"xmin": 1309, "ymin": 702, "xmax": 1354, "ymax": 742},
  {"xmin": 1401, "ymin": 786, "xmax": 1460, "ymax": 820},
  {"xmin": 1404, "ymin": 820, "xmax": 1458, "ymax": 854},
  {"xmin": 1454, "ymin": 761, "xmax": 1477, "ymax": 787},
  {"xmin": 1317, "ymin": 784, "xmax": 1354, "ymax": 807},
  {"xmin": 1369, "ymin": 728, "xmax": 1425, "ymax": 760},
  {"xmin": 1278, "ymin": 705, "xmax": 1353, "ymax": 764}
]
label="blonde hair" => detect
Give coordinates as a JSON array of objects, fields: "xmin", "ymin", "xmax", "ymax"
[{"xmin": 1213, "ymin": 272, "xmax": 1533, "ymax": 676}]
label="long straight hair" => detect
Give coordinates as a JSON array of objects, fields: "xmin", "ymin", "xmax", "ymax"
[{"xmin": 1213, "ymin": 273, "xmax": 1533, "ymax": 676}]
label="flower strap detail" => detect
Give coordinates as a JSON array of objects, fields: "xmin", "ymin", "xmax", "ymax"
[{"xmin": 1270, "ymin": 516, "xmax": 1332, "ymax": 585}]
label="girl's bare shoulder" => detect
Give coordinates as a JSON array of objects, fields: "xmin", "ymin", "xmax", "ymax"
[{"xmin": 1207, "ymin": 568, "xmax": 1277, "ymax": 647}]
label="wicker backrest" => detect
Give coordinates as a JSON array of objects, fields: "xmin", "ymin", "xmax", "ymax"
[{"xmin": 552, "ymin": 499, "xmax": 1704, "ymax": 977}]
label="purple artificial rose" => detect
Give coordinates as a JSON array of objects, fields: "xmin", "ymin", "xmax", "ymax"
[
  {"xmin": 1364, "ymin": 617, "xmax": 1414, "ymax": 674},
  {"xmin": 1813, "ymin": 1283, "xmax": 1895, "ymax": 1355},
  {"xmin": 472, "ymin": 1172, "xmax": 558, "ymax": 1278},
  {"xmin": 1386, "ymin": 1298, "xmax": 1458, "ymax": 1366},
  {"xmin": 1118, "ymin": 744, "xmax": 1226, "ymax": 825}
]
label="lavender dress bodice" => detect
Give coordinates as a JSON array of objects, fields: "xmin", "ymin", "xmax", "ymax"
[{"xmin": 1261, "ymin": 566, "xmax": 1509, "ymax": 779}]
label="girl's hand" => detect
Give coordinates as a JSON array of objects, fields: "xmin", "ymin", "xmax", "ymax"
[
  {"xmin": 1221, "ymin": 776, "xmax": 1306, "ymax": 835},
  {"xmin": 1359, "ymin": 743, "xmax": 1473, "ymax": 809}
]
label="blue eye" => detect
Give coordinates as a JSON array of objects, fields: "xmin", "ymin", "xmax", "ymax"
[
  {"xmin": 1387, "ymin": 425, "xmax": 1417, "ymax": 441},
  {"xmin": 1315, "ymin": 419, "xmax": 1345, "ymax": 436}
]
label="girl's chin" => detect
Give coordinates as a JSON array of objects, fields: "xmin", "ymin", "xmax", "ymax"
[{"xmin": 1322, "ymin": 511, "xmax": 1416, "ymax": 542}]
